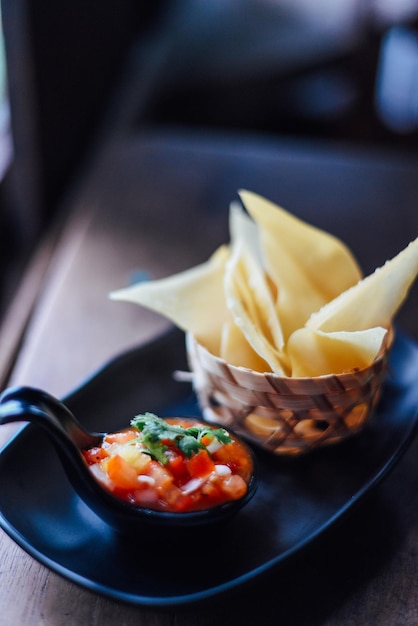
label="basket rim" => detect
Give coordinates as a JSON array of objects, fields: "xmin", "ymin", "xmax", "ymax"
[{"xmin": 186, "ymin": 326, "xmax": 393, "ymax": 384}]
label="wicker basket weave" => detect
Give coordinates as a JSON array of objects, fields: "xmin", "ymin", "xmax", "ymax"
[{"xmin": 186, "ymin": 329, "xmax": 393, "ymax": 456}]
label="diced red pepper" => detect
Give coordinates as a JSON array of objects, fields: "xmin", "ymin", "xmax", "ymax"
[
  {"xmin": 201, "ymin": 434, "xmax": 213, "ymax": 447},
  {"xmin": 187, "ymin": 450, "xmax": 215, "ymax": 479}
]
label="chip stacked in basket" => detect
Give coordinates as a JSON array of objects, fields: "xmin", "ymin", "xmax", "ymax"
[{"xmin": 111, "ymin": 191, "xmax": 418, "ymax": 455}]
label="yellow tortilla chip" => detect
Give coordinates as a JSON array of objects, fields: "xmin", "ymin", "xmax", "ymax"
[
  {"xmin": 220, "ymin": 320, "xmax": 271, "ymax": 372},
  {"xmin": 307, "ymin": 237, "xmax": 418, "ymax": 332},
  {"xmin": 229, "ymin": 200, "xmax": 263, "ymax": 264},
  {"xmin": 239, "ymin": 190, "xmax": 362, "ymax": 339},
  {"xmin": 228, "ymin": 202, "xmax": 285, "ymax": 350},
  {"xmin": 110, "ymin": 188, "xmax": 415, "ymax": 379},
  {"xmin": 110, "ymin": 245, "xmax": 229, "ymax": 356},
  {"xmin": 224, "ymin": 240, "xmax": 289, "ymax": 375},
  {"xmin": 287, "ymin": 327, "xmax": 387, "ymax": 377}
]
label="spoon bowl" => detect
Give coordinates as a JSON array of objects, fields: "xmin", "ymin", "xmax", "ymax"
[{"xmin": 0, "ymin": 386, "xmax": 257, "ymax": 532}]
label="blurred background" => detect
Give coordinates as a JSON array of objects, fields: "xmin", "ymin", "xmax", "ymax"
[{"xmin": 0, "ymin": 0, "xmax": 417, "ymax": 324}]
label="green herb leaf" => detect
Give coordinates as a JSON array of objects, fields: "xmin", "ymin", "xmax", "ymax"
[
  {"xmin": 211, "ymin": 428, "xmax": 233, "ymax": 445},
  {"xmin": 178, "ymin": 435, "xmax": 204, "ymax": 458},
  {"xmin": 130, "ymin": 413, "xmax": 233, "ymax": 462}
]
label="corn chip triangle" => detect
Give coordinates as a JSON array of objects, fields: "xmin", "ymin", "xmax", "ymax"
[
  {"xmin": 110, "ymin": 189, "xmax": 417, "ymax": 379},
  {"xmin": 287, "ymin": 327, "xmax": 388, "ymax": 377},
  {"xmin": 110, "ymin": 246, "xmax": 229, "ymax": 356},
  {"xmin": 239, "ymin": 190, "xmax": 363, "ymax": 340},
  {"xmin": 223, "ymin": 204, "xmax": 289, "ymax": 374},
  {"xmin": 306, "ymin": 237, "xmax": 418, "ymax": 332},
  {"xmin": 220, "ymin": 320, "xmax": 271, "ymax": 372}
]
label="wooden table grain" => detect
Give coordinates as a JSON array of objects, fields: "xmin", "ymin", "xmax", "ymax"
[{"xmin": 1, "ymin": 130, "xmax": 418, "ymax": 626}]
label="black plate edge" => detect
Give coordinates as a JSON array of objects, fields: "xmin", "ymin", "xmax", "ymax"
[{"xmin": 1, "ymin": 329, "xmax": 418, "ymax": 607}]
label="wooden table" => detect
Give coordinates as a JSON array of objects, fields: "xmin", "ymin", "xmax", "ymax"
[{"xmin": 0, "ymin": 129, "xmax": 418, "ymax": 625}]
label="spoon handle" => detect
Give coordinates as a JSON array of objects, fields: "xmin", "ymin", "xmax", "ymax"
[
  {"xmin": 0, "ymin": 387, "xmax": 112, "ymax": 521},
  {"xmin": 0, "ymin": 386, "xmax": 102, "ymax": 449}
]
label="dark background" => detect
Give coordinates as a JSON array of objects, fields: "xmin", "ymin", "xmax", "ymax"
[{"xmin": 0, "ymin": 0, "xmax": 418, "ymax": 318}]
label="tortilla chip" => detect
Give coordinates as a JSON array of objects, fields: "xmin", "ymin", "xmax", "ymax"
[
  {"xmin": 110, "ymin": 189, "xmax": 415, "ymax": 379},
  {"xmin": 224, "ymin": 240, "xmax": 289, "ymax": 375},
  {"xmin": 287, "ymin": 327, "xmax": 388, "ymax": 377},
  {"xmin": 239, "ymin": 190, "xmax": 362, "ymax": 339},
  {"xmin": 110, "ymin": 245, "xmax": 229, "ymax": 356},
  {"xmin": 229, "ymin": 203, "xmax": 285, "ymax": 349},
  {"xmin": 229, "ymin": 200, "xmax": 263, "ymax": 264},
  {"xmin": 220, "ymin": 320, "xmax": 271, "ymax": 372},
  {"xmin": 307, "ymin": 237, "xmax": 418, "ymax": 332}
]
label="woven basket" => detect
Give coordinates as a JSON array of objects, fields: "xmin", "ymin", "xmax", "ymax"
[{"xmin": 186, "ymin": 329, "xmax": 393, "ymax": 456}]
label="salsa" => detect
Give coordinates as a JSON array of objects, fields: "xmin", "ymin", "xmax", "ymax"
[{"xmin": 82, "ymin": 413, "xmax": 253, "ymax": 513}]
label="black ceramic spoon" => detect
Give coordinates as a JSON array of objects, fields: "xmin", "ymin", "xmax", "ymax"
[{"xmin": 0, "ymin": 386, "xmax": 257, "ymax": 532}]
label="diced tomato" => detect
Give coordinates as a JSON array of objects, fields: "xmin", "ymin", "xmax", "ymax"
[
  {"xmin": 161, "ymin": 483, "xmax": 194, "ymax": 511},
  {"xmin": 220, "ymin": 474, "xmax": 247, "ymax": 500},
  {"xmin": 148, "ymin": 460, "xmax": 173, "ymax": 492},
  {"xmin": 105, "ymin": 429, "xmax": 138, "ymax": 445},
  {"xmin": 187, "ymin": 450, "xmax": 215, "ymax": 479},
  {"xmin": 167, "ymin": 452, "xmax": 189, "ymax": 483},
  {"xmin": 200, "ymin": 476, "xmax": 222, "ymax": 499},
  {"xmin": 212, "ymin": 444, "xmax": 230, "ymax": 465},
  {"xmin": 173, "ymin": 493, "xmax": 194, "ymax": 512},
  {"xmin": 83, "ymin": 446, "xmax": 109, "ymax": 465},
  {"xmin": 132, "ymin": 488, "xmax": 158, "ymax": 507},
  {"xmin": 106, "ymin": 454, "xmax": 140, "ymax": 490},
  {"xmin": 213, "ymin": 441, "xmax": 253, "ymax": 481}
]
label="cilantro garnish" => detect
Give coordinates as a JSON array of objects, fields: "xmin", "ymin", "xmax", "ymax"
[{"xmin": 130, "ymin": 413, "xmax": 233, "ymax": 464}]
